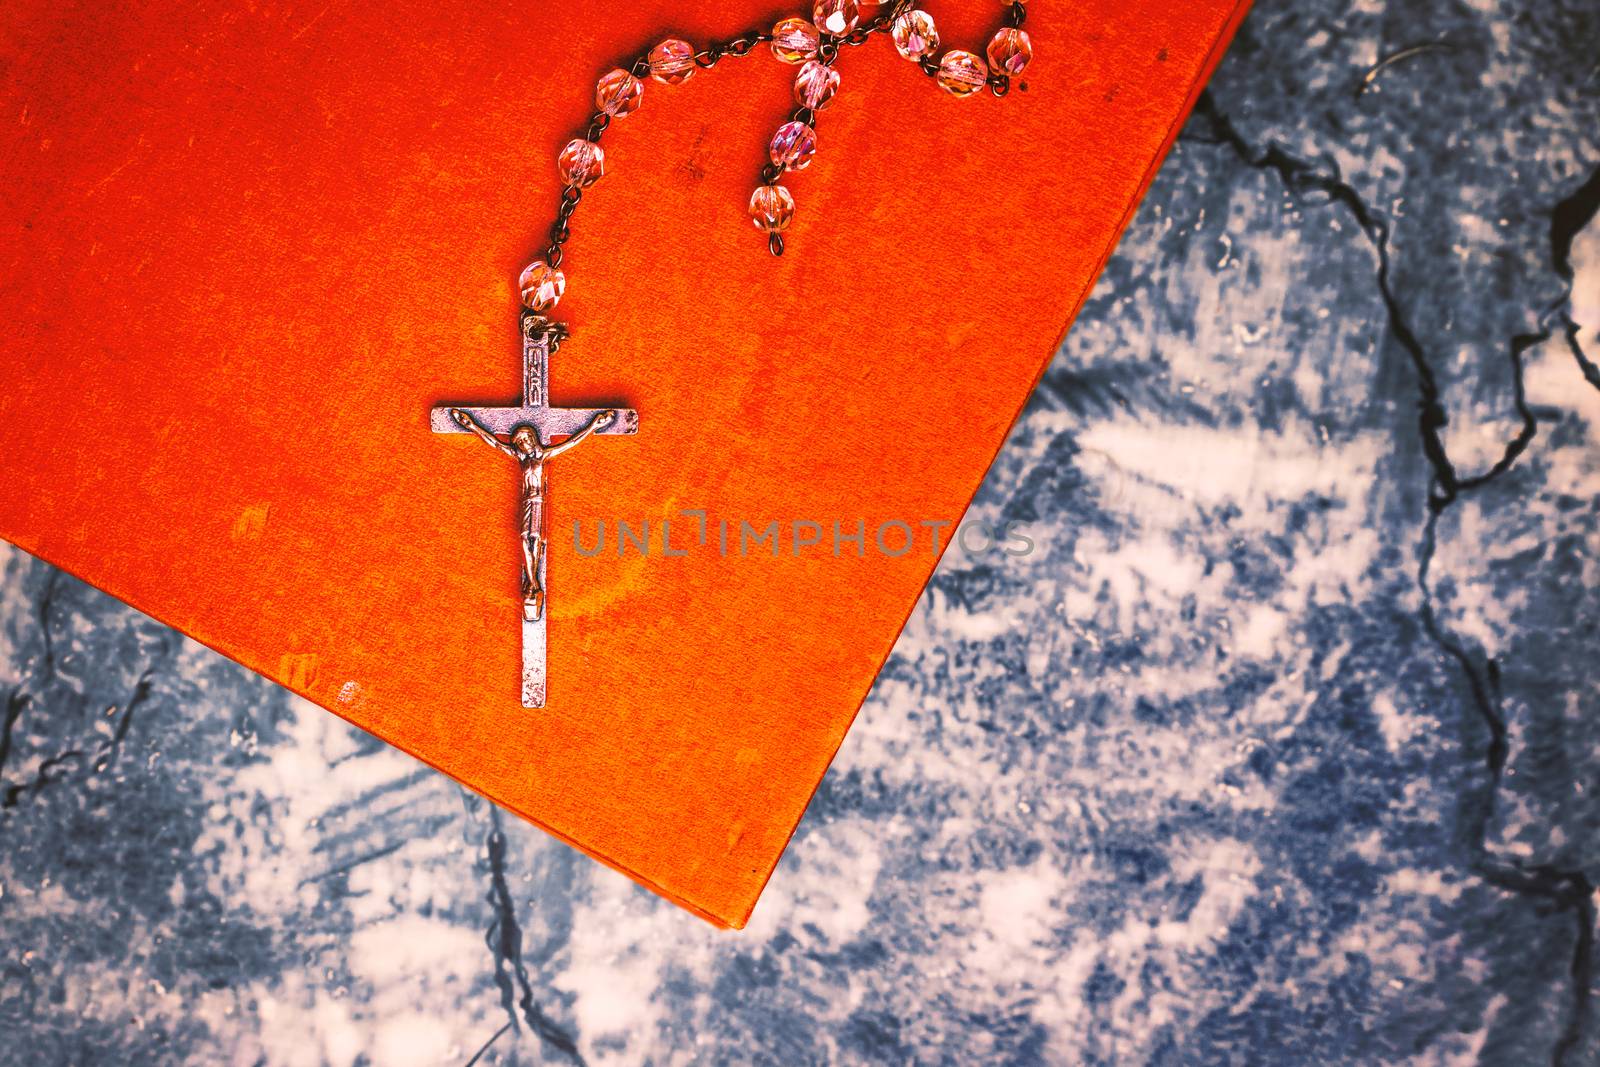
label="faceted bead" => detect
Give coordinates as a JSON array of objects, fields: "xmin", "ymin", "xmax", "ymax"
[
  {"xmin": 986, "ymin": 27, "xmax": 1033, "ymax": 76},
  {"xmin": 769, "ymin": 121, "xmax": 817, "ymax": 171},
  {"xmin": 557, "ymin": 138, "xmax": 604, "ymax": 187},
  {"xmin": 749, "ymin": 185, "xmax": 795, "ymax": 233},
  {"xmin": 812, "ymin": 0, "xmax": 859, "ymax": 35},
  {"xmin": 890, "ymin": 9, "xmax": 939, "ymax": 60},
  {"xmin": 771, "ymin": 18, "xmax": 820, "ymax": 64},
  {"xmin": 518, "ymin": 261, "xmax": 565, "ymax": 312},
  {"xmin": 648, "ymin": 38, "xmax": 695, "ymax": 85},
  {"xmin": 793, "ymin": 60, "xmax": 840, "ymax": 110},
  {"xmin": 936, "ymin": 50, "xmax": 988, "ymax": 98},
  {"xmin": 595, "ymin": 68, "xmax": 644, "ymax": 117}
]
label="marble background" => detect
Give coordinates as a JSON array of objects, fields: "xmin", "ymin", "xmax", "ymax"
[{"xmin": 4, "ymin": 1, "xmax": 1599, "ymax": 1063}]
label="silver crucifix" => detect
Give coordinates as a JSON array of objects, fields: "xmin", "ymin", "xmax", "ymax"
[{"xmin": 431, "ymin": 314, "xmax": 638, "ymax": 708}]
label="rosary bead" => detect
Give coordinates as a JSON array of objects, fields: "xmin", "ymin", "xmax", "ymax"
[
  {"xmin": 812, "ymin": 0, "xmax": 860, "ymax": 35},
  {"xmin": 771, "ymin": 18, "xmax": 820, "ymax": 64},
  {"xmin": 557, "ymin": 138, "xmax": 605, "ymax": 187},
  {"xmin": 936, "ymin": 50, "xmax": 989, "ymax": 97},
  {"xmin": 518, "ymin": 260, "xmax": 566, "ymax": 312},
  {"xmin": 595, "ymin": 68, "xmax": 644, "ymax": 117},
  {"xmin": 890, "ymin": 10, "xmax": 940, "ymax": 60},
  {"xmin": 647, "ymin": 38, "xmax": 696, "ymax": 84},
  {"xmin": 793, "ymin": 60, "xmax": 840, "ymax": 110},
  {"xmin": 748, "ymin": 185, "xmax": 795, "ymax": 233},
  {"xmin": 986, "ymin": 27, "xmax": 1033, "ymax": 76},
  {"xmin": 769, "ymin": 121, "xmax": 817, "ymax": 171}
]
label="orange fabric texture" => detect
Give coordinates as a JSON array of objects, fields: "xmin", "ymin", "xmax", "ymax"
[{"xmin": 0, "ymin": 0, "xmax": 1249, "ymax": 926}]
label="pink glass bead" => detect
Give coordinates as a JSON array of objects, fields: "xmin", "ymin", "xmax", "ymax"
[
  {"xmin": 769, "ymin": 121, "xmax": 817, "ymax": 171},
  {"xmin": 518, "ymin": 261, "xmax": 565, "ymax": 312},
  {"xmin": 793, "ymin": 60, "xmax": 840, "ymax": 110},
  {"xmin": 648, "ymin": 38, "xmax": 695, "ymax": 85},
  {"xmin": 557, "ymin": 138, "xmax": 604, "ymax": 187},
  {"xmin": 749, "ymin": 185, "xmax": 795, "ymax": 233},
  {"xmin": 595, "ymin": 68, "xmax": 644, "ymax": 117},
  {"xmin": 936, "ymin": 50, "xmax": 988, "ymax": 98},
  {"xmin": 986, "ymin": 27, "xmax": 1033, "ymax": 76},
  {"xmin": 890, "ymin": 9, "xmax": 939, "ymax": 60},
  {"xmin": 812, "ymin": 0, "xmax": 859, "ymax": 35},
  {"xmin": 771, "ymin": 17, "xmax": 820, "ymax": 64}
]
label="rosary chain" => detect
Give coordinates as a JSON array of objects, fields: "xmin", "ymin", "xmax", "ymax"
[
  {"xmin": 763, "ymin": 1, "xmax": 903, "ymax": 254},
  {"xmin": 694, "ymin": 31, "xmax": 775, "ymax": 68},
  {"xmin": 531, "ymin": 0, "xmax": 1030, "ymax": 297},
  {"xmin": 542, "ymin": 27, "xmax": 779, "ymax": 268}
]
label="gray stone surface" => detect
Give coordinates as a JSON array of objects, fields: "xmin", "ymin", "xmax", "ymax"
[{"xmin": 2, "ymin": 1, "xmax": 1599, "ymax": 1063}]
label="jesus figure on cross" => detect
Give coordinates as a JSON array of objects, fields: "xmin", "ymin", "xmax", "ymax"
[{"xmin": 450, "ymin": 406, "xmax": 617, "ymax": 623}]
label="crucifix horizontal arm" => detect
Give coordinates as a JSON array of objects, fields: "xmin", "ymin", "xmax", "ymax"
[{"xmin": 428, "ymin": 405, "xmax": 638, "ymax": 438}]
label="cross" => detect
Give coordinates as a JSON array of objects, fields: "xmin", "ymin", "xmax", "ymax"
[{"xmin": 431, "ymin": 313, "xmax": 638, "ymax": 708}]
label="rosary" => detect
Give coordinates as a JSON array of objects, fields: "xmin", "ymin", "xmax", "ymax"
[{"xmin": 432, "ymin": 1, "xmax": 1035, "ymax": 707}]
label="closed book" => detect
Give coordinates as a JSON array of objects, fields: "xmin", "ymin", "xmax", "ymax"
[{"xmin": 0, "ymin": 0, "xmax": 1251, "ymax": 926}]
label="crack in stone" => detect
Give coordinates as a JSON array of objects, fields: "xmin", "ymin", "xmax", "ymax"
[
  {"xmin": 1, "ymin": 667, "xmax": 158, "ymax": 808},
  {"xmin": 1419, "ymin": 513, "xmax": 1597, "ymax": 1067},
  {"xmin": 1564, "ymin": 319, "xmax": 1600, "ymax": 391},
  {"xmin": 0, "ymin": 688, "xmax": 31, "ymax": 786},
  {"xmin": 1, "ymin": 572, "xmax": 162, "ymax": 808},
  {"xmin": 481, "ymin": 808, "xmax": 586, "ymax": 1066},
  {"xmin": 92, "ymin": 668, "xmax": 150, "ymax": 775},
  {"xmin": 2, "ymin": 744, "xmax": 86, "ymax": 807},
  {"xmin": 1195, "ymin": 90, "xmax": 1595, "ymax": 1066},
  {"xmin": 1192, "ymin": 92, "xmax": 1539, "ymax": 510},
  {"xmin": 1550, "ymin": 162, "xmax": 1600, "ymax": 392}
]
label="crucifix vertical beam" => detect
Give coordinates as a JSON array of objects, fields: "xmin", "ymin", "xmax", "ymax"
[{"xmin": 523, "ymin": 319, "xmax": 547, "ymax": 407}]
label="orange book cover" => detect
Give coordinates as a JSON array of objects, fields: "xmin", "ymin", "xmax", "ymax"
[{"xmin": 0, "ymin": 0, "xmax": 1249, "ymax": 926}]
